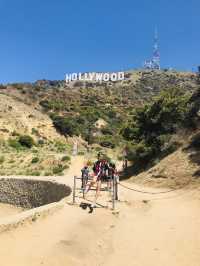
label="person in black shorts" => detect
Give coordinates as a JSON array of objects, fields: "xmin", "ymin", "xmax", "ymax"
[
  {"xmin": 84, "ymin": 158, "xmax": 104, "ymax": 207},
  {"xmin": 107, "ymin": 162, "xmax": 116, "ymax": 190},
  {"xmin": 81, "ymin": 165, "xmax": 89, "ymax": 189}
]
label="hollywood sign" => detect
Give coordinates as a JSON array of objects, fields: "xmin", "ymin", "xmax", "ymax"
[{"xmin": 65, "ymin": 72, "xmax": 125, "ymax": 83}]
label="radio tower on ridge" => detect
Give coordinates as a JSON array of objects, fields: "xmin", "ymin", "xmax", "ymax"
[
  {"xmin": 152, "ymin": 28, "xmax": 160, "ymax": 69},
  {"xmin": 144, "ymin": 28, "xmax": 161, "ymax": 70}
]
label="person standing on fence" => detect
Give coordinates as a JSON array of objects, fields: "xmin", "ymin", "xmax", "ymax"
[{"xmin": 84, "ymin": 159, "xmax": 103, "ymax": 207}]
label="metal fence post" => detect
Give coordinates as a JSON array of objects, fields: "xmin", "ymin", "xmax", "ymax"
[
  {"xmin": 115, "ymin": 175, "xmax": 118, "ymax": 201},
  {"xmin": 112, "ymin": 176, "xmax": 116, "ymax": 210},
  {"xmin": 73, "ymin": 176, "xmax": 76, "ymax": 204}
]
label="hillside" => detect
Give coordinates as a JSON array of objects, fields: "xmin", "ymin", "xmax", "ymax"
[
  {"xmin": 0, "ymin": 69, "xmax": 199, "ymax": 179},
  {"xmin": 0, "ymin": 94, "xmax": 63, "ymax": 141},
  {"xmin": 0, "ymin": 69, "xmax": 198, "ymax": 141}
]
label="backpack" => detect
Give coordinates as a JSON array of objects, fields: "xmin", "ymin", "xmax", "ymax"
[{"xmin": 93, "ymin": 161, "xmax": 101, "ymax": 175}]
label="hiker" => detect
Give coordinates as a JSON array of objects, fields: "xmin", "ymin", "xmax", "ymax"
[
  {"xmin": 101, "ymin": 159, "xmax": 110, "ymax": 190},
  {"xmin": 84, "ymin": 158, "xmax": 104, "ymax": 207},
  {"xmin": 101, "ymin": 159, "xmax": 109, "ymax": 180},
  {"xmin": 81, "ymin": 165, "xmax": 90, "ymax": 189},
  {"xmin": 106, "ymin": 162, "xmax": 116, "ymax": 191}
]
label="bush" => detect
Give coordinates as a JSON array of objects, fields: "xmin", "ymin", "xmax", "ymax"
[
  {"xmin": 54, "ymin": 141, "xmax": 69, "ymax": 152},
  {"xmin": 100, "ymin": 140, "xmax": 115, "ymax": 149},
  {"xmin": 61, "ymin": 155, "xmax": 71, "ymax": 162},
  {"xmin": 40, "ymin": 100, "xmax": 66, "ymax": 111},
  {"xmin": 187, "ymin": 133, "xmax": 200, "ymax": 150},
  {"xmin": 52, "ymin": 116, "xmax": 80, "ymax": 137},
  {"xmin": 100, "ymin": 154, "xmax": 111, "ymax": 162},
  {"xmin": 31, "ymin": 128, "xmax": 39, "ymax": 135},
  {"xmin": 117, "ymin": 155, "xmax": 124, "ymax": 161},
  {"xmin": 8, "ymin": 139, "xmax": 23, "ymax": 150},
  {"xmin": 26, "ymin": 170, "xmax": 41, "ymax": 176},
  {"xmin": 52, "ymin": 165, "xmax": 65, "ymax": 175},
  {"xmin": 101, "ymin": 127, "xmax": 113, "ymax": 135},
  {"xmin": 0, "ymin": 156, "xmax": 5, "ymax": 164},
  {"xmin": 126, "ymin": 142, "xmax": 154, "ymax": 164},
  {"xmin": 11, "ymin": 130, "xmax": 20, "ymax": 137},
  {"xmin": 30, "ymin": 171, "xmax": 40, "ymax": 176},
  {"xmin": 78, "ymin": 151, "xmax": 85, "ymax": 155},
  {"xmin": 121, "ymin": 88, "xmax": 191, "ymax": 169},
  {"xmin": 98, "ymin": 136, "xmax": 116, "ymax": 149},
  {"xmin": 31, "ymin": 157, "xmax": 39, "ymax": 164},
  {"xmin": 95, "ymin": 146, "xmax": 103, "ymax": 152},
  {"xmin": 38, "ymin": 139, "xmax": 45, "ymax": 145},
  {"xmin": 19, "ymin": 135, "xmax": 35, "ymax": 148},
  {"xmin": 44, "ymin": 172, "xmax": 53, "ymax": 176}
]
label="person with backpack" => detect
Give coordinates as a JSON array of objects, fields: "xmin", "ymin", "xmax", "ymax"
[
  {"xmin": 107, "ymin": 162, "xmax": 116, "ymax": 191},
  {"xmin": 84, "ymin": 158, "xmax": 104, "ymax": 207},
  {"xmin": 81, "ymin": 165, "xmax": 90, "ymax": 189},
  {"xmin": 100, "ymin": 159, "xmax": 109, "ymax": 180}
]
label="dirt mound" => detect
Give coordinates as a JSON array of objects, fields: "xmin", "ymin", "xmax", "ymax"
[
  {"xmin": 130, "ymin": 149, "xmax": 199, "ymax": 189},
  {"xmin": 0, "ymin": 94, "xmax": 64, "ymax": 141}
]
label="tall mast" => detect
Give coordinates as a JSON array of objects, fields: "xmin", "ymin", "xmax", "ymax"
[
  {"xmin": 152, "ymin": 27, "xmax": 160, "ymax": 70},
  {"xmin": 144, "ymin": 28, "xmax": 161, "ymax": 70}
]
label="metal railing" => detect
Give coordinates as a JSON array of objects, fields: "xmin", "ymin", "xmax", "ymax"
[{"xmin": 72, "ymin": 175, "xmax": 118, "ymax": 210}]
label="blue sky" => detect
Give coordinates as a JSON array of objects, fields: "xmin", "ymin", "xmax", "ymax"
[{"xmin": 0, "ymin": 0, "xmax": 199, "ymax": 83}]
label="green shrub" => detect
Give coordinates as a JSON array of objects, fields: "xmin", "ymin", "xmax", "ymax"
[
  {"xmin": 26, "ymin": 170, "xmax": 41, "ymax": 176},
  {"xmin": 62, "ymin": 164, "xmax": 69, "ymax": 170},
  {"xmin": 31, "ymin": 128, "xmax": 39, "ymax": 135},
  {"xmin": 61, "ymin": 155, "xmax": 71, "ymax": 162},
  {"xmin": 98, "ymin": 136, "xmax": 116, "ymax": 149},
  {"xmin": 31, "ymin": 157, "xmax": 39, "ymax": 164},
  {"xmin": 44, "ymin": 171, "xmax": 53, "ymax": 176},
  {"xmin": 52, "ymin": 165, "xmax": 64, "ymax": 175},
  {"xmin": 38, "ymin": 139, "xmax": 45, "ymax": 145},
  {"xmin": 95, "ymin": 146, "xmax": 102, "ymax": 152},
  {"xmin": 101, "ymin": 127, "xmax": 113, "ymax": 135},
  {"xmin": 55, "ymin": 141, "xmax": 68, "ymax": 152},
  {"xmin": 0, "ymin": 156, "xmax": 5, "ymax": 164},
  {"xmin": 11, "ymin": 130, "xmax": 20, "ymax": 137},
  {"xmin": 188, "ymin": 133, "xmax": 200, "ymax": 150},
  {"xmin": 117, "ymin": 155, "xmax": 124, "ymax": 161},
  {"xmin": 52, "ymin": 116, "xmax": 80, "ymax": 137},
  {"xmin": 8, "ymin": 138, "xmax": 23, "ymax": 150},
  {"xmin": 100, "ymin": 140, "xmax": 115, "ymax": 149},
  {"xmin": 100, "ymin": 154, "xmax": 111, "ymax": 162},
  {"xmin": 19, "ymin": 135, "xmax": 35, "ymax": 148},
  {"xmin": 121, "ymin": 88, "xmax": 191, "ymax": 169},
  {"xmin": 78, "ymin": 151, "xmax": 84, "ymax": 155}
]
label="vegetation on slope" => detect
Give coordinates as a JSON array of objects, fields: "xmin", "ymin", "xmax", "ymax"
[
  {"xmin": 121, "ymin": 87, "xmax": 200, "ymax": 172},
  {"xmin": 0, "ymin": 70, "xmax": 199, "ymax": 175}
]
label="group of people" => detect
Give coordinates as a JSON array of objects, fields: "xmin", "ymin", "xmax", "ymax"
[{"xmin": 81, "ymin": 155, "xmax": 117, "ymax": 208}]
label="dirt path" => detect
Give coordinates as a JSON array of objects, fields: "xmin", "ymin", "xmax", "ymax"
[
  {"xmin": 0, "ymin": 156, "xmax": 200, "ymax": 266},
  {"xmin": 0, "ymin": 203, "xmax": 23, "ymax": 218}
]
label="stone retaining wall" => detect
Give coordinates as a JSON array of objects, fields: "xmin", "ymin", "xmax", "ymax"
[{"xmin": 0, "ymin": 178, "xmax": 71, "ymax": 209}]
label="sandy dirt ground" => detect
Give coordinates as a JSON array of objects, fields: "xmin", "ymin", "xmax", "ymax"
[
  {"xmin": 0, "ymin": 203, "xmax": 23, "ymax": 218},
  {"xmin": 0, "ymin": 156, "xmax": 200, "ymax": 266}
]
